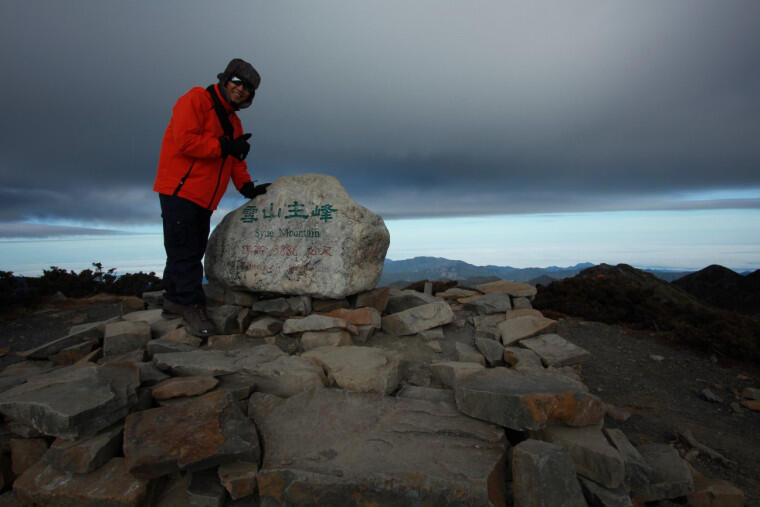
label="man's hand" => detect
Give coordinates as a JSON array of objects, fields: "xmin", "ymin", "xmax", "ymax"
[
  {"xmin": 239, "ymin": 182, "xmax": 271, "ymax": 199},
  {"xmin": 219, "ymin": 133, "xmax": 252, "ymax": 160},
  {"xmin": 231, "ymin": 133, "xmax": 252, "ymax": 161}
]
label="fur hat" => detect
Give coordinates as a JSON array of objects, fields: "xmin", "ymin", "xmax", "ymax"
[{"xmin": 217, "ymin": 58, "xmax": 261, "ymax": 109}]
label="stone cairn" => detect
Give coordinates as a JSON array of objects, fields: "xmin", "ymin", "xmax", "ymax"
[
  {"xmin": 0, "ymin": 175, "xmax": 747, "ymax": 505},
  {"xmin": 0, "ymin": 281, "xmax": 748, "ymax": 506}
]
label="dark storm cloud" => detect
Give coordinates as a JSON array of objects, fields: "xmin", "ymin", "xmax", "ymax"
[{"xmin": 1, "ymin": 1, "xmax": 759, "ymax": 236}]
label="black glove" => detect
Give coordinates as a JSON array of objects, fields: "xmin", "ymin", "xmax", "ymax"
[
  {"xmin": 239, "ymin": 182, "xmax": 271, "ymax": 199},
  {"xmin": 231, "ymin": 133, "xmax": 252, "ymax": 161},
  {"xmin": 219, "ymin": 133, "xmax": 252, "ymax": 161}
]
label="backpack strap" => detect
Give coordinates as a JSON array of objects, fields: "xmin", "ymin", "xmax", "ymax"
[{"xmin": 206, "ymin": 85, "xmax": 234, "ymax": 140}]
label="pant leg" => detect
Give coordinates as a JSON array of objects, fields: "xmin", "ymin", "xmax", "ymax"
[{"xmin": 159, "ymin": 193, "xmax": 212, "ymax": 305}]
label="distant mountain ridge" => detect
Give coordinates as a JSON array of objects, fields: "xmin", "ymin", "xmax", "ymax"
[{"xmin": 379, "ymin": 256, "xmax": 700, "ymax": 286}]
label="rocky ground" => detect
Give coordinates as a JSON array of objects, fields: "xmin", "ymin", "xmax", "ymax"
[{"xmin": 0, "ymin": 284, "xmax": 757, "ymax": 505}]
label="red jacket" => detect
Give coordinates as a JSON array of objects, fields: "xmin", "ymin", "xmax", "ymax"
[{"xmin": 153, "ymin": 84, "xmax": 251, "ymax": 210}]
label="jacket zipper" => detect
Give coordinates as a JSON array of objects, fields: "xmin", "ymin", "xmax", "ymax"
[
  {"xmin": 207, "ymin": 157, "xmax": 226, "ymax": 209},
  {"xmin": 172, "ymin": 161, "xmax": 196, "ymax": 196}
]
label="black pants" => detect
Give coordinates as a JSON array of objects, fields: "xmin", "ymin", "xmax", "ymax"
[{"xmin": 159, "ymin": 193, "xmax": 212, "ymax": 305}]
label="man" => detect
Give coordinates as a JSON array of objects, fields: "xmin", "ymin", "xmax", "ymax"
[{"xmin": 153, "ymin": 58, "xmax": 269, "ymax": 337}]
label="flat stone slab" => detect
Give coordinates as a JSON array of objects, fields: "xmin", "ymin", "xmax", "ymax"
[
  {"xmin": 246, "ymin": 354, "xmax": 327, "ymax": 397},
  {"xmin": 454, "ymin": 367, "xmax": 605, "ymax": 431},
  {"xmin": 498, "ymin": 315, "xmax": 557, "ymax": 345},
  {"xmin": 475, "ymin": 280, "xmax": 537, "ymax": 298},
  {"xmin": 301, "ymin": 330, "xmax": 353, "ymax": 351},
  {"xmin": 431, "ymin": 361, "xmax": 485, "ymax": 388},
  {"xmin": 123, "ymin": 389, "xmax": 260, "ymax": 479},
  {"xmin": 519, "ymin": 333, "xmax": 592, "ymax": 367},
  {"xmin": 464, "ymin": 293, "xmax": 512, "ymax": 314},
  {"xmin": 0, "ymin": 363, "xmax": 138, "ymax": 439},
  {"xmin": 43, "ymin": 424, "xmax": 123, "ymax": 474},
  {"xmin": 18, "ymin": 320, "xmax": 105, "ymax": 359},
  {"xmin": 151, "ymin": 376, "xmax": 220, "ymax": 400},
  {"xmin": 14, "ymin": 457, "xmax": 156, "ymax": 507},
  {"xmin": 512, "ymin": 439, "xmax": 587, "ymax": 507},
  {"xmin": 302, "ymin": 346, "xmax": 400, "ymax": 394},
  {"xmin": 282, "ymin": 314, "xmax": 357, "ymax": 335},
  {"xmin": 249, "ymin": 389, "xmax": 508, "ymax": 506},
  {"xmin": 152, "ymin": 344, "xmax": 285, "ymax": 376},
  {"xmin": 381, "ymin": 301, "xmax": 454, "ymax": 336},
  {"xmin": 634, "ymin": 443, "xmax": 694, "ymax": 502},
  {"xmin": 540, "ymin": 424, "xmax": 625, "ymax": 489}
]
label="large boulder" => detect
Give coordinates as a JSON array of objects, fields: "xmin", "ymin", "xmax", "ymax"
[{"xmin": 205, "ymin": 174, "xmax": 390, "ymax": 298}]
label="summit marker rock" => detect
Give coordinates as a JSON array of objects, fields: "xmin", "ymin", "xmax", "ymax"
[{"xmin": 205, "ymin": 174, "xmax": 390, "ymax": 298}]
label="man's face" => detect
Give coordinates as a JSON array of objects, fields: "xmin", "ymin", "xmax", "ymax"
[{"xmin": 224, "ymin": 78, "xmax": 251, "ymax": 105}]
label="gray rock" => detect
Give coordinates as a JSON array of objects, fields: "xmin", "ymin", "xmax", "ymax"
[
  {"xmin": 142, "ymin": 290, "xmax": 164, "ymax": 309},
  {"xmin": 152, "ymin": 345, "xmax": 285, "ymax": 377},
  {"xmin": 353, "ymin": 325, "xmax": 376, "ymax": 344},
  {"xmin": 302, "ymin": 346, "xmax": 400, "ymax": 394},
  {"xmin": 282, "ymin": 314, "xmax": 356, "ymax": 335},
  {"xmin": 381, "ymin": 301, "xmax": 454, "ymax": 336},
  {"xmin": 246, "ymin": 355, "xmax": 326, "ymax": 397},
  {"xmin": 436, "ymin": 287, "xmax": 479, "ymax": 299},
  {"xmin": 519, "ymin": 333, "xmax": 592, "ymax": 367},
  {"xmin": 455, "ymin": 341, "xmax": 486, "ymax": 365},
  {"xmin": 430, "ymin": 361, "xmax": 485, "ymax": 388},
  {"xmin": 455, "ymin": 367, "xmax": 605, "ymax": 431},
  {"xmin": 205, "ymin": 174, "xmax": 390, "ymax": 298},
  {"xmin": 138, "ymin": 362, "xmax": 170, "ymax": 386},
  {"xmin": 464, "ymin": 293, "xmax": 512, "ymax": 314},
  {"xmin": 251, "ymin": 296, "xmax": 311, "ymax": 318},
  {"xmin": 578, "ymin": 476, "xmax": 632, "ymax": 507},
  {"xmin": 504, "ymin": 346, "xmax": 544, "ymax": 370},
  {"xmin": 634, "ymin": 443, "xmax": 694, "ymax": 502},
  {"xmin": 147, "ymin": 337, "xmax": 198, "ymax": 356},
  {"xmin": 499, "ymin": 315, "xmax": 557, "ymax": 345},
  {"xmin": 249, "ymin": 389, "xmax": 507, "ymax": 506},
  {"xmin": 539, "ymin": 424, "xmax": 625, "ymax": 489},
  {"xmin": 218, "ymin": 460, "xmax": 259, "ymax": 501},
  {"xmin": 511, "ymin": 439, "xmax": 587, "ymax": 507},
  {"xmin": 603, "ymin": 428, "xmax": 653, "ymax": 490},
  {"xmin": 204, "ymin": 283, "xmax": 257, "ymax": 306},
  {"xmin": 0, "ymin": 363, "xmax": 138, "ymax": 439},
  {"xmin": 417, "ymin": 327, "xmax": 445, "ymax": 341},
  {"xmin": 475, "ymin": 336, "xmax": 505, "ymax": 366},
  {"xmin": 18, "ymin": 320, "xmax": 105, "ymax": 360},
  {"xmin": 385, "ymin": 288, "xmax": 439, "ymax": 314},
  {"xmin": 301, "ymin": 329, "xmax": 353, "ymax": 351},
  {"xmin": 245, "ymin": 316, "xmax": 283, "ymax": 338},
  {"xmin": 512, "ymin": 296, "xmax": 533, "ymax": 309},
  {"xmin": 103, "ymin": 320, "xmax": 151, "ymax": 357},
  {"xmin": 43, "ymin": 424, "xmax": 123, "ymax": 474},
  {"xmin": 396, "ymin": 385, "xmax": 456, "ymax": 404}
]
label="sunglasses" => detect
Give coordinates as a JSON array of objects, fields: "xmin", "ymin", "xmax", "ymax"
[{"xmin": 230, "ymin": 76, "xmax": 255, "ymax": 94}]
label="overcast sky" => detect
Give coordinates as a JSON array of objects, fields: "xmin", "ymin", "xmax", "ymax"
[{"xmin": 1, "ymin": 0, "xmax": 759, "ymax": 238}]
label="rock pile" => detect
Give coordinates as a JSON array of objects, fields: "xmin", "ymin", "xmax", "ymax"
[{"xmin": 0, "ymin": 278, "xmax": 747, "ymax": 506}]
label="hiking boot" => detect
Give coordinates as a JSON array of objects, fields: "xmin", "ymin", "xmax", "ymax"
[
  {"xmin": 161, "ymin": 297, "xmax": 186, "ymax": 318},
  {"xmin": 182, "ymin": 304, "xmax": 217, "ymax": 338}
]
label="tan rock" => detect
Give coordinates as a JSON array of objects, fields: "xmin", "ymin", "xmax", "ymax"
[
  {"xmin": 519, "ymin": 333, "xmax": 591, "ymax": 367},
  {"xmin": 741, "ymin": 386, "xmax": 760, "ymax": 400},
  {"xmin": 151, "ymin": 376, "xmax": 219, "ymax": 400},
  {"xmin": 475, "ymin": 279, "xmax": 537, "ymax": 298},
  {"xmin": 301, "ymin": 330, "xmax": 353, "ymax": 351},
  {"xmin": 218, "ymin": 460, "xmax": 259, "ymax": 500},
  {"xmin": 354, "ymin": 286, "xmax": 390, "ymax": 313},
  {"xmin": 431, "ymin": 361, "xmax": 485, "ymax": 388},
  {"xmin": 321, "ymin": 307, "xmax": 381, "ymax": 328},
  {"xmin": 43, "ymin": 424, "xmax": 123, "ymax": 475},
  {"xmin": 302, "ymin": 346, "xmax": 400, "ymax": 394},
  {"xmin": 740, "ymin": 399, "xmax": 760, "ymax": 411},
  {"xmin": 503, "ymin": 346, "xmax": 544, "ymax": 370},
  {"xmin": 282, "ymin": 314, "xmax": 358, "ymax": 335},
  {"xmin": 506, "ymin": 308, "xmax": 544, "ymax": 320},
  {"xmin": 381, "ymin": 301, "xmax": 455, "ymax": 336},
  {"xmin": 498, "ymin": 315, "xmax": 557, "ymax": 345}
]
